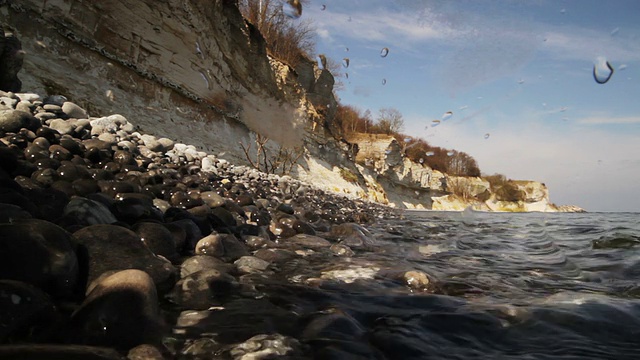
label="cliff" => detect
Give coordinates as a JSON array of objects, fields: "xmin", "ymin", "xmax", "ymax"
[{"xmin": 0, "ymin": 0, "xmax": 574, "ymax": 212}]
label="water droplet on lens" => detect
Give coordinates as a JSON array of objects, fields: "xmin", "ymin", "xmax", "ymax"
[
  {"xmin": 321, "ymin": 4, "xmax": 326, "ymax": 11},
  {"xmin": 316, "ymin": 54, "xmax": 327, "ymax": 69},
  {"xmin": 342, "ymin": 58, "xmax": 350, "ymax": 68},
  {"xmin": 382, "ymin": 78, "xmax": 387, "ymax": 85},
  {"xmin": 484, "ymin": 133, "xmax": 490, "ymax": 139},
  {"xmin": 560, "ymin": 8, "xmax": 566, "ymax": 14},
  {"xmin": 559, "ymin": 107, "xmax": 567, "ymax": 112},
  {"xmin": 459, "ymin": 105, "xmax": 468, "ymax": 110},
  {"xmin": 593, "ymin": 56, "xmax": 614, "ymax": 84},
  {"xmin": 283, "ymin": 0, "xmax": 302, "ymax": 19},
  {"xmin": 345, "ymin": 47, "xmax": 349, "ymax": 52},
  {"xmin": 345, "ymin": 73, "xmax": 349, "ymax": 79},
  {"xmin": 442, "ymin": 111, "xmax": 453, "ymax": 121},
  {"xmin": 426, "ymin": 151, "xmax": 435, "ymax": 156},
  {"xmin": 348, "ymin": 16, "xmax": 352, "ymax": 22},
  {"xmin": 610, "ymin": 27, "xmax": 620, "ymax": 36},
  {"xmin": 447, "ymin": 151, "xmax": 454, "ymax": 156},
  {"xmin": 419, "ymin": 158, "xmax": 424, "ymax": 164},
  {"xmin": 431, "ymin": 120, "xmax": 441, "ymax": 127},
  {"xmin": 619, "ymin": 64, "xmax": 628, "ymax": 71},
  {"xmin": 404, "ymin": 137, "xmax": 411, "ymax": 143},
  {"xmin": 380, "ymin": 47, "xmax": 389, "ymax": 57},
  {"xmin": 517, "ymin": 79, "xmax": 525, "ymax": 84}
]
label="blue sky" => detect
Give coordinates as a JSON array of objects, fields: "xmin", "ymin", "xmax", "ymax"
[{"xmin": 300, "ymin": 0, "xmax": 640, "ymax": 212}]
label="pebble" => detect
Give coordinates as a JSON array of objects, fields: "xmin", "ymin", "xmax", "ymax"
[
  {"xmin": 72, "ymin": 224, "xmax": 177, "ymax": 293},
  {"xmin": 68, "ymin": 269, "xmax": 166, "ymax": 350},
  {"xmin": 0, "ymin": 219, "xmax": 79, "ymax": 298}
]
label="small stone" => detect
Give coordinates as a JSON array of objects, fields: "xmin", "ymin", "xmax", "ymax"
[
  {"xmin": 180, "ymin": 255, "xmax": 235, "ymax": 278},
  {"xmin": 132, "ymin": 222, "xmax": 179, "ymax": 263},
  {"xmin": 68, "ymin": 269, "xmax": 166, "ymax": 350},
  {"xmin": 43, "ymin": 104, "xmax": 62, "ymax": 113},
  {"xmin": 72, "ymin": 224, "xmax": 177, "ymax": 293},
  {"xmin": 49, "ymin": 118, "xmax": 74, "ymax": 135},
  {"xmin": 63, "ymin": 196, "xmax": 117, "ymax": 226},
  {"xmin": 0, "ymin": 109, "xmax": 38, "ymax": 132},
  {"xmin": 167, "ymin": 269, "xmax": 237, "ymax": 310},
  {"xmin": 42, "ymin": 95, "xmax": 67, "ymax": 106},
  {"xmin": 140, "ymin": 134, "xmax": 163, "ymax": 152},
  {"xmin": 287, "ymin": 234, "xmax": 332, "ymax": 249},
  {"xmin": 402, "ymin": 270, "xmax": 430, "ymax": 291},
  {"xmin": 61, "ymin": 101, "xmax": 88, "ymax": 119},
  {"xmin": 0, "ymin": 219, "xmax": 79, "ymax": 298},
  {"xmin": 0, "ymin": 280, "xmax": 59, "ymax": 343},
  {"xmin": 157, "ymin": 137, "xmax": 174, "ymax": 151},
  {"xmin": 234, "ymin": 256, "xmax": 270, "ymax": 274},
  {"xmin": 127, "ymin": 344, "xmax": 164, "ymax": 360}
]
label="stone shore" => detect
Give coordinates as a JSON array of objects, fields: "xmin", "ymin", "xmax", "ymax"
[{"xmin": 0, "ymin": 91, "xmax": 430, "ymax": 359}]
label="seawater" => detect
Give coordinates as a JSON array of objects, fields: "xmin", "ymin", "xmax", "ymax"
[
  {"xmin": 362, "ymin": 211, "xmax": 640, "ymax": 359},
  {"xmin": 182, "ymin": 211, "xmax": 640, "ymax": 359}
]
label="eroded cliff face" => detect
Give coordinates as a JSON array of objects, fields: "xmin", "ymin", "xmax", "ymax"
[
  {"xmin": 1, "ymin": 0, "xmax": 568, "ymax": 212},
  {"xmin": 0, "ymin": 0, "xmax": 323, "ymax": 164},
  {"xmin": 346, "ymin": 134, "xmax": 561, "ymax": 211}
]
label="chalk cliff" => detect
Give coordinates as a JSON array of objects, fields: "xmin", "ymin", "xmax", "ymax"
[{"xmin": 0, "ymin": 0, "xmax": 576, "ymax": 212}]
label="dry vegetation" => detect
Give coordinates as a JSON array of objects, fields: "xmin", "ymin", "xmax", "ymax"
[
  {"xmin": 239, "ymin": 134, "xmax": 305, "ymax": 175},
  {"xmin": 237, "ymin": 1, "xmax": 483, "ymax": 178}
]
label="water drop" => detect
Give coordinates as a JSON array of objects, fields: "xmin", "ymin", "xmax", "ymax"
[
  {"xmin": 431, "ymin": 120, "xmax": 441, "ymax": 127},
  {"xmin": 447, "ymin": 151, "xmax": 454, "ymax": 156},
  {"xmin": 342, "ymin": 58, "xmax": 350, "ymax": 68},
  {"xmin": 345, "ymin": 73, "xmax": 349, "ymax": 79},
  {"xmin": 345, "ymin": 47, "xmax": 349, "ymax": 52},
  {"xmin": 484, "ymin": 133, "xmax": 490, "ymax": 139},
  {"xmin": 619, "ymin": 64, "xmax": 628, "ymax": 71},
  {"xmin": 517, "ymin": 79, "xmax": 525, "ymax": 84},
  {"xmin": 382, "ymin": 78, "xmax": 387, "ymax": 85},
  {"xmin": 385, "ymin": 149, "xmax": 392, "ymax": 155},
  {"xmin": 542, "ymin": 102, "xmax": 547, "ymax": 107},
  {"xmin": 316, "ymin": 54, "xmax": 327, "ymax": 70},
  {"xmin": 403, "ymin": 137, "xmax": 411, "ymax": 143},
  {"xmin": 321, "ymin": 4, "xmax": 326, "ymax": 11},
  {"xmin": 561, "ymin": 117, "xmax": 569, "ymax": 121},
  {"xmin": 593, "ymin": 56, "xmax": 614, "ymax": 84},
  {"xmin": 380, "ymin": 47, "xmax": 389, "ymax": 58},
  {"xmin": 426, "ymin": 151, "xmax": 435, "ymax": 156},
  {"xmin": 477, "ymin": 96, "xmax": 483, "ymax": 100},
  {"xmin": 419, "ymin": 158, "xmax": 424, "ymax": 164},
  {"xmin": 348, "ymin": 16, "xmax": 352, "ymax": 22},
  {"xmin": 610, "ymin": 27, "xmax": 619, "ymax": 36},
  {"xmin": 415, "ymin": 190, "xmax": 420, "ymax": 195},
  {"xmin": 559, "ymin": 107, "xmax": 567, "ymax": 112},
  {"xmin": 560, "ymin": 8, "xmax": 566, "ymax": 14},
  {"xmin": 283, "ymin": 0, "xmax": 302, "ymax": 19},
  {"xmin": 459, "ymin": 105, "xmax": 468, "ymax": 110},
  {"xmin": 442, "ymin": 111, "xmax": 453, "ymax": 121}
]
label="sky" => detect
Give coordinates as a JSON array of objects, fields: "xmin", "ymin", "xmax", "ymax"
[{"xmin": 298, "ymin": 0, "xmax": 640, "ymax": 212}]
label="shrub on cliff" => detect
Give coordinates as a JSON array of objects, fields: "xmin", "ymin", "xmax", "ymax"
[
  {"xmin": 238, "ymin": 0, "xmax": 314, "ymax": 66},
  {"xmin": 494, "ymin": 183, "xmax": 526, "ymax": 202}
]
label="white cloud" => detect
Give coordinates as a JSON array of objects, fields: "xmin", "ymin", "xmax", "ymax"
[{"xmin": 576, "ymin": 116, "xmax": 640, "ymax": 125}]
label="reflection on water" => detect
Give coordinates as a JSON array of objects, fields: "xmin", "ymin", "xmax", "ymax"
[{"xmin": 176, "ymin": 212, "xmax": 640, "ymax": 359}]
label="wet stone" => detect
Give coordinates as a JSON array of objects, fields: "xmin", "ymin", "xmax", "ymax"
[
  {"xmin": 167, "ymin": 269, "xmax": 238, "ymax": 310},
  {"xmin": 180, "ymin": 255, "xmax": 235, "ymax": 278},
  {"xmin": 0, "ymin": 109, "xmax": 39, "ymax": 133},
  {"xmin": 72, "ymin": 224, "xmax": 177, "ymax": 293},
  {"xmin": 0, "ymin": 280, "xmax": 59, "ymax": 343},
  {"xmin": 234, "ymin": 256, "xmax": 271, "ymax": 274},
  {"xmin": 228, "ymin": 334, "xmax": 302, "ymax": 359},
  {"xmin": 287, "ymin": 233, "xmax": 332, "ymax": 249},
  {"xmin": 0, "ymin": 219, "xmax": 79, "ymax": 298},
  {"xmin": 330, "ymin": 222, "xmax": 374, "ymax": 248},
  {"xmin": 132, "ymin": 222, "xmax": 179, "ymax": 263},
  {"xmin": 63, "ymin": 196, "xmax": 117, "ymax": 226},
  {"xmin": 68, "ymin": 269, "xmax": 166, "ymax": 350},
  {"xmin": 127, "ymin": 344, "xmax": 164, "ymax": 360}
]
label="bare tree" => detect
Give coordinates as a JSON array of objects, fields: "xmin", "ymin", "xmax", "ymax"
[
  {"xmin": 238, "ymin": 0, "xmax": 315, "ymax": 66},
  {"xmin": 239, "ymin": 134, "xmax": 305, "ymax": 175},
  {"xmin": 375, "ymin": 107, "xmax": 404, "ymax": 134}
]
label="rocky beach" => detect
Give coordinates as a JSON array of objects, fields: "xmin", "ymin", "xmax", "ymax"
[{"xmin": 0, "ymin": 90, "xmax": 430, "ymax": 358}]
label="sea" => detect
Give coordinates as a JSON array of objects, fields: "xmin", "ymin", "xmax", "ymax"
[{"xmin": 178, "ymin": 211, "xmax": 640, "ymax": 359}]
